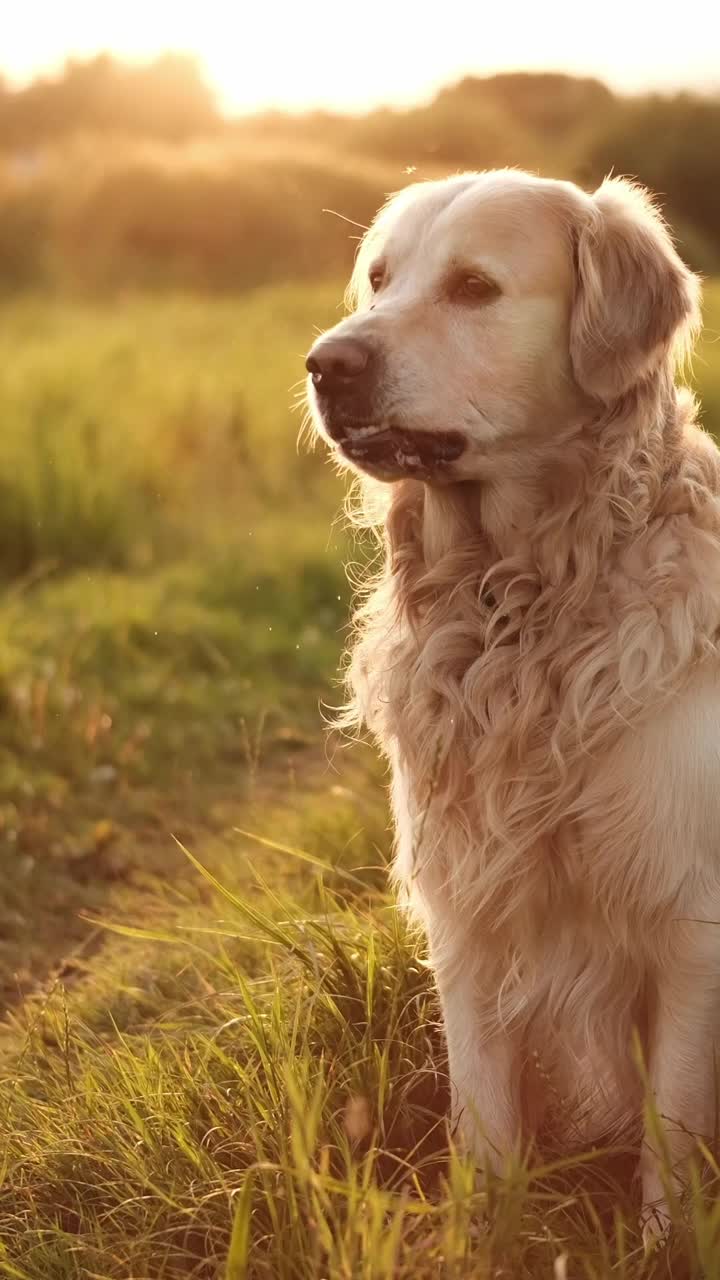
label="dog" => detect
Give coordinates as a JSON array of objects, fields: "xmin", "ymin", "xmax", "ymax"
[{"xmin": 305, "ymin": 169, "xmax": 719, "ymax": 1237}]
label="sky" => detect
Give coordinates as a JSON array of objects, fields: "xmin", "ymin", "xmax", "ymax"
[{"xmin": 3, "ymin": 0, "xmax": 718, "ymax": 115}]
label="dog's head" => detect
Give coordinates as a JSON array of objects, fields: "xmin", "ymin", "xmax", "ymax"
[{"xmin": 306, "ymin": 170, "xmax": 700, "ymax": 484}]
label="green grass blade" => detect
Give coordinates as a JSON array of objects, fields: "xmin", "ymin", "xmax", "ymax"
[{"xmin": 225, "ymin": 1171, "xmax": 256, "ymax": 1280}]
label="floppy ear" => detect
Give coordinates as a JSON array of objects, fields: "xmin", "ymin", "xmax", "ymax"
[{"xmin": 570, "ymin": 177, "xmax": 701, "ymax": 402}]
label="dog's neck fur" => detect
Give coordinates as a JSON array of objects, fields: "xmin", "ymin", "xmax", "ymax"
[
  {"xmin": 344, "ymin": 369, "xmax": 720, "ymax": 955},
  {"xmin": 405, "ymin": 375, "xmax": 692, "ymax": 592}
]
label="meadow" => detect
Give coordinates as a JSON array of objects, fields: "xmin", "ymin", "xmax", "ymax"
[{"xmin": 0, "ymin": 278, "xmax": 719, "ymax": 1278}]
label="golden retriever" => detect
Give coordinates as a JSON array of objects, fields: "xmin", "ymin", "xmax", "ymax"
[{"xmin": 305, "ymin": 169, "xmax": 718, "ymax": 1238}]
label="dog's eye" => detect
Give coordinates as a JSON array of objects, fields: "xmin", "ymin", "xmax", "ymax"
[
  {"xmin": 369, "ymin": 268, "xmax": 384, "ymax": 293},
  {"xmin": 453, "ymin": 273, "xmax": 500, "ymax": 303}
]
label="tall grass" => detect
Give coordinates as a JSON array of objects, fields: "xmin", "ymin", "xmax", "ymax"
[
  {"xmin": 0, "ymin": 284, "xmax": 345, "ymax": 575},
  {"xmin": 2, "ymin": 839, "xmax": 719, "ymax": 1278}
]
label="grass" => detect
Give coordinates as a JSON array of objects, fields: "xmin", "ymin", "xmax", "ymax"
[
  {"xmin": 0, "ymin": 282, "xmax": 356, "ymax": 1001},
  {"xmin": 0, "ymin": 559, "xmax": 354, "ymax": 1003},
  {"xmin": 0, "ymin": 279, "xmax": 719, "ymax": 1276},
  {"xmin": 4, "ymin": 850, "xmax": 720, "ymax": 1278},
  {"xmin": 0, "ymin": 284, "xmax": 348, "ymax": 573}
]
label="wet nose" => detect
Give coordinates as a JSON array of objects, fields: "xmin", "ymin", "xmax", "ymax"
[{"xmin": 306, "ymin": 337, "xmax": 371, "ymax": 392}]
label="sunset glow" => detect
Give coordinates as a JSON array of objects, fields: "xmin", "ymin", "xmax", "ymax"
[{"xmin": 4, "ymin": 0, "xmax": 719, "ymax": 115}]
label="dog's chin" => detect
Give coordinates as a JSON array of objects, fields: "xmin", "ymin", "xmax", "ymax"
[{"xmin": 331, "ymin": 423, "xmax": 467, "ymax": 483}]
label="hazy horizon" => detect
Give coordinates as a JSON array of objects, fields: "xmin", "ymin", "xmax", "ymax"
[{"xmin": 4, "ymin": 0, "xmax": 719, "ymax": 117}]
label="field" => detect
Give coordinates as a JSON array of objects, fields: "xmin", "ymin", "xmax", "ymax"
[{"xmin": 0, "ymin": 279, "xmax": 719, "ymax": 1278}]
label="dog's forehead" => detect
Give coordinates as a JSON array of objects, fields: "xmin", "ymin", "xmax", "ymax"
[{"xmin": 379, "ymin": 174, "xmax": 573, "ymax": 287}]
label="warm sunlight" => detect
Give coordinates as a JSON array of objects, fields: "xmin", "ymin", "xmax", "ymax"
[
  {"xmin": 4, "ymin": 0, "xmax": 719, "ymax": 114},
  {"xmin": 3, "ymin": 0, "xmax": 720, "ymax": 1273}
]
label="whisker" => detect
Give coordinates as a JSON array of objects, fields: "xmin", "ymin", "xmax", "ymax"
[
  {"xmin": 322, "ymin": 208, "xmax": 369, "ymax": 232},
  {"xmin": 297, "ymin": 410, "xmax": 317, "ymax": 454}
]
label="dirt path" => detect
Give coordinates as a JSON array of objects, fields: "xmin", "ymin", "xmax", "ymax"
[{"xmin": 1, "ymin": 733, "xmax": 378, "ymax": 1014}]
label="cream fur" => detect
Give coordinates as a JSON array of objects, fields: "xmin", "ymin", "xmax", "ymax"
[{"xmin": 305, "ymin": 169, "xmax": 719, "ymax": 1235}]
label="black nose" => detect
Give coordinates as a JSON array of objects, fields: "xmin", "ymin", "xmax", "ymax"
[{"xmin": 306, "ymin": 337, "xmax": 371, "ymax": 392}]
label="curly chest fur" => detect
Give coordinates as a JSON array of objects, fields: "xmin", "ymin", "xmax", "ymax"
[{"xmin": 349, "ymin": 495, "xmax": 720, "ymax": 939}]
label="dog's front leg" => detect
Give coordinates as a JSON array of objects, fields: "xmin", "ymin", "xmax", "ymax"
[
  {"xmin": 434, "ymin": 946, "xmax": 520, "ymax": 1172},
  {"xmin": 640, "ymin": 921, "xmax": 720, "ymax": 1241}
]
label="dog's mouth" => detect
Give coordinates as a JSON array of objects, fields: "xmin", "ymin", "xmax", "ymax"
[{"xmin": 336, "ymin": 424, "xmax": 467, "ymax": 478}]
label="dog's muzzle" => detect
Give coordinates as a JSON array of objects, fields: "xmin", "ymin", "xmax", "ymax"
[
  {"xmin": 305, "ymin": 333, "xmax": 467, "ymax": 478},
  {"xmin": 306, "ymin": 336, "xmax": 375, "ymax": 440}
]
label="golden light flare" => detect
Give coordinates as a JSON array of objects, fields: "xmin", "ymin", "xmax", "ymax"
[{"xmin": 3, "ymin": 0, "xmax": 717, "ymax": 115}]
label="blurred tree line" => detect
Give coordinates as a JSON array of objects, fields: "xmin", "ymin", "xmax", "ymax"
[{"xmin": 0, "ymin": 55, "xmax": 718, "ymax": 291}]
